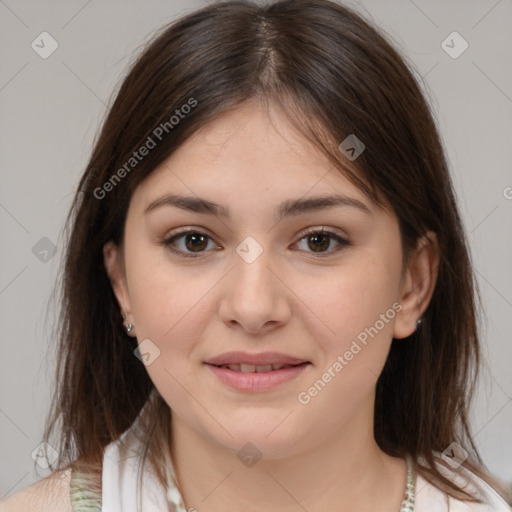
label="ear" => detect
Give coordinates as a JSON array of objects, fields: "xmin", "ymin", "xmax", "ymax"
[
  {"xmin": 103, "ymin": 240, "xmax": 133, "ymax": 327},
  {"xmin": 393, "ymin": 232, "xmax": 440, "ymax": 339}
]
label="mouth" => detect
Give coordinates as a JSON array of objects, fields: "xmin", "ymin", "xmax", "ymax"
[
  {"xmin": 207, "ymin": 362, "xmax": 309, "ymax": 373},
  {"xmin": 204, "ymin": 361, "xmax": 311, "ymax": 392}
]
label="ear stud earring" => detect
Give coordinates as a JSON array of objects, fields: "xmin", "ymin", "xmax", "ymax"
[
  {"xmin": 122, "ymin": 313, "xmax": 134, "ymax": 333},
  {"xmin": 416, "ymin": 317, "xmax": 423, "ymax": 328}
]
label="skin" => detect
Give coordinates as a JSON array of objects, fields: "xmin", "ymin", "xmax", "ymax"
[{"xmin": 103, "ymin": 99, "xmax": 439, "ymax": 512}]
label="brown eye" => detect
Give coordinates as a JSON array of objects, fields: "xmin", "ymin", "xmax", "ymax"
[
  {"xmin": 163, "ymin": 227, "xmax": 350, "ymax": 259},
  {"xmin": 183, "ymin": 232, "xmax": 208, "ymax": 252},
  {"xmin": 163, "ymin": 229, "xmax": 219, "ymax": 258},
  {"xmin": 295, "ymin": 228, "xmax": 350, "ymax": 257},
  {"xmin": 307, "ymin": 232, "xmax": 331, "ymax": 252}
]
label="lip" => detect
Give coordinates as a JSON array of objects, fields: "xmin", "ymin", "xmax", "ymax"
[
  {"xmin": 204, "ymin": 351, "xmax": 309, "ymax": 366},
  {"xmin": 204, "ymin": 362, "xmax": 311, "ymax": 392}
]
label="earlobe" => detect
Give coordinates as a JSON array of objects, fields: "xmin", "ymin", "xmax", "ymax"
[
  {"xmin": 393, "ymin": 232, "xmax": 439, "ymax": 339},
  {"xmin": 103, "ymin": 241, "xmax": 132, "ymax": 317}
]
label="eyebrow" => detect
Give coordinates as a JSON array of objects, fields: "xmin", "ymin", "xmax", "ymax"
[{"xmin": 144, "ymin": 193, "xmax": 372, "ymax": 221}]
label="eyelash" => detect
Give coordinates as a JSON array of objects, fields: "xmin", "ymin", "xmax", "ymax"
[{"xmin": 162, "ymin": 227, "xmax": 351, "ymax": 259}]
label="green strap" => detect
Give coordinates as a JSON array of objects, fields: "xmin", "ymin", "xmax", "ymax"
[{"xmin": 70, "ymin": 468, "xmax": 102, "ymax": 512}]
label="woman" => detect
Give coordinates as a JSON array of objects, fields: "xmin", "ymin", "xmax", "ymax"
[{"xmin": 2, "ymin": 0, "xmax": 511, "ymax": 511}]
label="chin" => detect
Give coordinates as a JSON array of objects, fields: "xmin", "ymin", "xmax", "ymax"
[{"xmin": 210, "ymin": 421, "xmax": 306, "ymax": 460}]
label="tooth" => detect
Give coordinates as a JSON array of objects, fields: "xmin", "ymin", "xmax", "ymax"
[
  {"xmin": 256, "ymin": 365, "xmax": 272, "ymax": 372},
  {"xmin": 219, "ymin": 363, "xmax": 295, "ymax": 372}
]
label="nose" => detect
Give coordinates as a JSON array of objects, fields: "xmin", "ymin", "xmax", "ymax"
[{"xmin": 218, "ymin": 244, "xmax": 292, "ymax": 335}]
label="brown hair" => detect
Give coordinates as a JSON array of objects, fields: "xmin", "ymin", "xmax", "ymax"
[{"xmin": 41, "ymin": 0, "xmax": 511, "ymax": 506}]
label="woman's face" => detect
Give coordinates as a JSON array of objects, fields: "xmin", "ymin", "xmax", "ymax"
[{"xmin": 104, "ymin": 100, "xmax": 429, "ymax": 459}]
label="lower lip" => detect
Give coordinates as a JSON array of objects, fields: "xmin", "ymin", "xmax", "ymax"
[{"xmin": 204, "ymin": 363, "xmax": 310, "ymax": 392}]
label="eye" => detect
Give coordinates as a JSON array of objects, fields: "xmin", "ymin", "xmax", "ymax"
[
  {"xmin": 163, "ymin": 229, "xmax": 220, "ymax": 258},
  {"xmin": 162, "ymin": 227, "xmax": 351, "ymax": 259},
  {"xmin": 294, "ymin": 227, "xmax": 351, "ymax": 257}
]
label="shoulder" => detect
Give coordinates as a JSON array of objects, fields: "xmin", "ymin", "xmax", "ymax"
[
  {"xmin": 446, "ymin": 465, "xmax": 512, "ymax": 512},
  {"xmin": 0, "ymin": 468, "xmax": 73, "ymax": 512},
  {"xmin": 415, "ymin": 456, "xmax": 512, "ymax": 512}
]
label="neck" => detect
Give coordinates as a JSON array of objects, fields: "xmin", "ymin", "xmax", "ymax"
[{"xmin": 168, "ymin": 397, "xmax": 407, "ymax": 512}]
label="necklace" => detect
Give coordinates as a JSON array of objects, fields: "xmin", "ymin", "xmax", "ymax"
[
  {"xmin": 400, "ymin": 454, "xmax": 416, "ymax": 511},
  {"xmin": 166, "ymin": 454, "xmax": 416, "ymax": 512}
]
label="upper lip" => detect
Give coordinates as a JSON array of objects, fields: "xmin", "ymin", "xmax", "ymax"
[{"xmin": 204, "ymin": 351, "xmax": 309, "ymax": 366}]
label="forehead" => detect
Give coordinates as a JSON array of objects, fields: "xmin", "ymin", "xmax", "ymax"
[{"xmin": 129, "ymin": 101, "xmax": 373, "ymax": 215}]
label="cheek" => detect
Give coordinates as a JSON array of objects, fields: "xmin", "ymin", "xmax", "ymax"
[
  {"xmin": 305, "ymin": 258, "xmax": 399, "ymax": 335},
  {"xmin": 291, "ymin": 262, "xmax": 401, "ymax": 425},
  {"xmin": 130, "ymin": 267, "xmax": 214, "ymax": 345},
  {"xmin": 126, "ymin": 258, "xmax": 219, "ymax": 408},
  {"xmin": 124, "ymin": 240, "xmax": 218, "ymax": 359},
  {"xmin": 291, "ymin": 255, "xmax": 402, "ymax": 384}
]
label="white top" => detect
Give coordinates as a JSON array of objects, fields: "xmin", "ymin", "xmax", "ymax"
[{"xmin": 99, "ymin": 411, "xmax": 511, "ymax": 512}]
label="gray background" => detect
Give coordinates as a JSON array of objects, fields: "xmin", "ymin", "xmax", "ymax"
[{"xmin": 1, "ymin": 0, "xmax": 511, "ymax": 499}]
